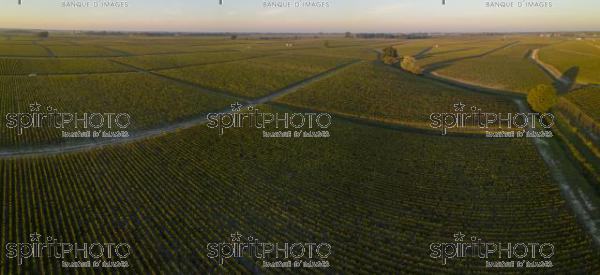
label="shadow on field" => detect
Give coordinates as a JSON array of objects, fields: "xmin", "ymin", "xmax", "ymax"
[{"xmin": 555, "ymin": 66, "xmax": 579, "ymax": 94}]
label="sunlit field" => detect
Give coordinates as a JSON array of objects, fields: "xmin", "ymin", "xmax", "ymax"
[{"xmin": 0, "ymin": 31, "xmax": 599, "ymax": 273}]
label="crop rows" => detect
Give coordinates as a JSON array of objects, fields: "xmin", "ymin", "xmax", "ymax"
[
  {"xmin": 0, "ymin": 58, "xmax": 133, "ymax": 75},
  {"xmin": 45, "ymin": 45, "xmax": 122, "ymax": 57},
  {"xmin": 277, "ymin": 62, "xmax": 518, "ymax": 127},
  {"xmin": 0, "ymin": 73, "xmax": 231, "ymax": 147},
  {"xmin": 114, "ymin": 51, "xmax": 266, "ymax": 70},
  {"xmin": 435, "ymin": 43, "xmax": 553, "ymax": 93},
  {"xmin": 159, "ymin": 54, "xmax": 353, "ymax": 98},
  {"xmin": 564, "ymin": 86, "xmax": 600, "ymax": 122},
  {"xmin": 0, "ymin": 44, "xmax": 49, "ymax": 57},
  {"xmin": 539, "ymin": 41, "xmax": 600, "ymax": 84},
  {"xmin": 1, "ymin": 106, "xmax": 599, "ymax": 273}
]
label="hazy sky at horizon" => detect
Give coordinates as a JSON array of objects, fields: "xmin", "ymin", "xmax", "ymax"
[{"xmin": 0, "ymin": 0, "xmax": 599, "ymax": 32}]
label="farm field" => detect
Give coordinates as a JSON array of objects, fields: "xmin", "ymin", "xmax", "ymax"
[
  {"xmin": 539, "ymin": 41, "xmax": 600, "ymax": 84},
  {"xmin": 277, "ymin": 62, "xmax": 518, "ymax": 127},
  {"xmin": 0, "ymin": 58, "xmax": 133, "ymax": 75},
  {"xmin": 0, "ymin": 43, "xmax": 49, "ymax": 57},
  {"xmin": 0, "ymin": 73, "xmax": 231, "ymax": 146},
  {"xmin": 159, "ymin": 54, "xmax": 355, "ymax": 98},
  {"xmin": 114, "ymin": 51, "xmax": 266, "ymax": 70},
  {"xmin": 46, "ymin": 45, "xmax": 123, "ymax": 57},
  {"xmin": 0, "ymin": 32, "xmax": 598, "ymax": 274},
  {"xmin": 434, "ymin": 43, "xmax": 554, "ymax": 93},
  {"xmin": 1, "ymin": 106, "xmax": 599, "ymax": 273},
  {"xmin": 564, "ymin": 86, "xmax": 600, "ymax": 122},
  {"xmin": 416, "ymin": 39, "xmax": 520, "ymax": 68}
]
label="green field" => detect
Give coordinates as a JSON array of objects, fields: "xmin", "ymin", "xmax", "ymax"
[
  {"xmin": 0, "ymin": 58, "xmax": 133, "ymax": 75},
  {"xmin": 277, "ymin": 62, "xmax": 518, "ymax": 127},
  {"xmin": 0, "ymin": 33, "xmax": 599, "ymax": 274},
  {"xmin": 564, "ymin": 86, "xmax": 600, "ymax": 122},
  {"xmin": 539, "ymin": 41, "xmax": 600, "ymax": 84},
  {"xmin": 435, "ymin": 43, "xmax": 553, "ymax": 93},
  {"xmin": 0, "ymin": 73, "xmax": 231, "ymax": 146},
  {"xmin": 2, "ymin": 106, "xmax": 599, "ymax": 273},
  {"xmin": 159, "ymin": 54, "xmax": 354, "ymax": 98}
]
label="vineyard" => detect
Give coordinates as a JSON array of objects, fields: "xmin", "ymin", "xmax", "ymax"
[
  {"xmin": 0, "ymin": 73, "xmax": 231, "ymax": 146},
  {"xmin": 276, "ymin": 62, "xmax": 518, "ymax": 127},
  {"xmin": 159, "ymin": 54, "xmax": 354, "ymax": 98},
  {"xmin": 0, "ymin": 58, "xmax": 133, "ymax": 75},
  {"xmin": 434, "ymin": 43, "xmax": 554, "ymax": 93},
  {"xmin": 0, "ymin": 32, "xmax": 599, "ymax": 274},
  {"xmin": 114, "ymin": 51, "xmax": 266, "ymax": 70},
  {"xmin": 1, "ymin": 106, "xmax": 600, "ymax": 273},
  {"xmin": 539, "ymin": 41, "xmax": 600, "ymax": 84}
]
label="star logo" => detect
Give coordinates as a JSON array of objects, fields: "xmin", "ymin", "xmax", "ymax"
[
  {"xmin": 230, "ymin": 232, "xmax": 242, "ymax": 242},
  {"xmin": 230, "ymin": 102, "xmax": 243, "ymax": 112},
  {"xmin": 29, "ymin": 102, "xmax": 41, "ymax": 112},
  {"xmin": 30, "ymin": 232, "xmax": 41, "ymax": 242},
  {"xmin": 453, "ymin": 232, "xmax": 465, "ymax": 242},
  {"xmin": 453, "ymin": 102, "xmax": 466, "ymax": 112}
]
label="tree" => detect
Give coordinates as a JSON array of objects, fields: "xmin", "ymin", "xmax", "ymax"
[
  {"xmin": 38, "ymin": 31, "xmax": 49, "ymax": 38},
  {"xmin": 527, "ymin": 84, "xmax": 558, "ymax": 113},
  {"xmin": 345, "ymin": 32, "xmax": 353, "ymax": 38},
  {"xmin": 400, "ymin": 56, "xmax": 422, "ymax": 74},
  {"xmin": 324, "ymin": 41, "xmax": 330, "ymax": 48},
  {"xmin": 382, "ymin": 46, "xmax": 398, "ymax": 64},
  {"xmin": 230, "ymin": 35, "xmax": 237, "ymax": 40}
]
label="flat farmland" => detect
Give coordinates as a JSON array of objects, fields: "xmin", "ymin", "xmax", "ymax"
[
  {"xmin": 417, "ymin": 39, "xmax": 520, "ymax": 68},
  {"xmin": 0, "ymin": 58, "xmax": 133, "ymax": 75},
  {"xmin": 0, "ymin": 73, "xmax": 231, "ymax": 146},
  {"xmin": 539, "ymin": 41, "xmax": 600, "ymax": 84},
  {"xmin": 159, "ymin": 54, "xmax": 355, "ymax": 98},
  {"xmin": 114, "ymin": 51, "xmax": 267, "ymax": 70},
  {"xmin": 0, "ymin": 43, "xmax": 49, "ymax": 57},
  {"xmin": 434, "ymin": 43, "xmax": 553, "ymax": 93},
  {"xmin": 564, "ymin": 86, "xmax": 600, "ymax": 122},
  {"xmin": 46, "ymin": 45, "xmax": 124, "ymax": 57},
  {"xmin": 0, "ymin": 33, "xmax": 598, "ymax": 274},
  {"xmin": 1, "ymin": 106, "xmax": 599, "ymax": 273},
  {"xmin": 277, "ymin": 62, "xmax": 518, "ymax": 127}
]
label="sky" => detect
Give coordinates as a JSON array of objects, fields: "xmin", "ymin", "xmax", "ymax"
[{"xmin": 0, "ymin": 0, "xmax": 599, "ymax": 32}]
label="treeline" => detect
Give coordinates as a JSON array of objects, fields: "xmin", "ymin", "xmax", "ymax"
[{"xmin": 353, "ymin": 33, "xmax": 431, "ymax": 39}]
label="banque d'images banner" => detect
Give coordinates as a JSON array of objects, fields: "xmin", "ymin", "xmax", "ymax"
[{"xmin": 0, "ymin": 0, "xmax": 599, "ymax": 273}]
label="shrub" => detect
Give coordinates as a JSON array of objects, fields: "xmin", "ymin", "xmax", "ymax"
[{"xmin": 400, "ymin": 56, "xmax": 422, "ymax": 74}]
